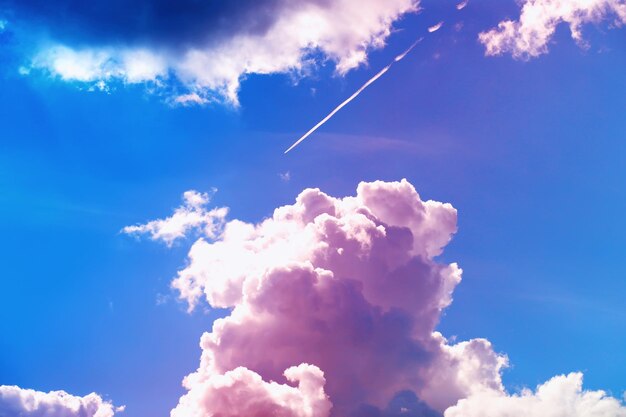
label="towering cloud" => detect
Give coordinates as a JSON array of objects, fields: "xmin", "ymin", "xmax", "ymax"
[
  {"xmin": 130, "ymin": 179, "xmax": 505, "ymax": 416},
  {"xmin": 0, "ymin": 385, "xmax": 121, "ymax": 417},
  {"xmin": 126, "ymin": 179, "xmax": 626, "ymax": 417},
  {"xmin": 479, "ymin": 0, "xmax": 626, "ymax": 59},
  {"xmin": 2, "ymin": 0, "xmax": 419, "ymax": 104}
]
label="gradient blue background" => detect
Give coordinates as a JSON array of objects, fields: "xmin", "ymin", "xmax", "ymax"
[{"xmin": 1, "ymin": 1, "xmax": 624, "ymax": 416}]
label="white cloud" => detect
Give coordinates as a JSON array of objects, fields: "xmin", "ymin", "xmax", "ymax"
[
  {"xmin": 32, "ymin": 46, "xmax": 168, "ymax": 84},
  {"xmin": 173, "ymin": 93, "xmax": 209, "ymax": 106},
  {"xmin": 29, "ymin": 0, "xmax": 418, "ymax": 105},
  {"xmin": 123, "ymin": 190, "xmax": 228, "ymax": 246},
  {"xmin": 444, "ymin": 372, "xmax": 626, "ymax": 417},
  {"xmin": 0, "ymin": 385, "xmax": 122, "ymax": 417},
  {"xmin": 479, "ymin": 0, "xmax": 626, "ymax": 59}
]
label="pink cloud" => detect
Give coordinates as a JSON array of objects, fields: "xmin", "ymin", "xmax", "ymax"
[
  {"xmin": 172, "ymin": 364, "xmax": 331, "ymax": 417},
  {"xmin": 168, "ymin": 179, "xmax": 507, "ymax": 416}
]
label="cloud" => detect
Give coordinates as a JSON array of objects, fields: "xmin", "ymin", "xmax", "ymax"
[
  {"xmin": 173, "ymin": 93, "xmax": 209, "ymax": 106},
  {"xmin": 428, "ymin": 22, "xmax": 444, "ymax": 33},
  {"xmin": 479, "ymin": 0, "xmax": 626, "ymax": 59},
  {"xmin": 0, "ymin": 385, "xmax": 122, "ymax": 417},
  {"xmin": 172, "ymin": 364, "xmax": 331, "ymax": 417},
  {"xmin": 5, "ymin": 0, "xmax": 420, "ymax": 104},
  {"xmin": 123, "ymin": 190, "xmax": 228, "ymax": 246},
  {"xmin": 142, "ymin": 179, "xmax": 506, "ymax": 416},
  {"xmin": 444, "ymin": 372, "xmax": 626, "ymax": 417},
  {"xmin": 279, "ymin": 171, "xmax": 291, "ymax": 182},
  {"xmin": 456, "ymin": 1, "xmax": 469, "ymax": 11},
  {"xmin": 131, "ymin": 179, "xmax": 626, "ymax": 417}
]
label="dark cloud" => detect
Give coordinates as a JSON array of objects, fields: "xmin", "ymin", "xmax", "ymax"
[
  {"xmin": 0, "ymin": 0, "xmax": 307, "ymax": 48},
  {"xmin": 4, "ymin": 0, "xmax": 419, "ymax": 103}
]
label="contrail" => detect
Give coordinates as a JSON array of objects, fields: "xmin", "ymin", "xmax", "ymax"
[{"xmin": 284, "ymin": 37, "xmax": 423, "ymax": 154}]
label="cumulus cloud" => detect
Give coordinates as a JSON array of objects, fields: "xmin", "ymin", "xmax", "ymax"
[
  {"xmin": 479, "ymin": 0, "xmax": 626, "ymax": 59},
  {"xmin": 0, "ymin": 385, "xmax": 122, "ymax": 417},
  {"xmin": 6, "ymin": 0, "xmax": 419, "ymax": 104},
  {"xmin": 134, "ymin": 179, "xmax": 505, "ymax": 416},
  {"xmin": 128, "ymin": 179, "xmax": 626, "ymax": 417},
  {"xmin": 444, "ymin": 372, "xmax": 626, "ymax": 417},
  {"xmin": 172, "ymin": 364, "xmax": 331, "ymax": 417},
  {"xmin": 123, "ymin": 190, "xmax": 228, "ymax": 246}
]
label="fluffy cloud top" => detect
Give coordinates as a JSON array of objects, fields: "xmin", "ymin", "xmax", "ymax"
[
  {"xmin": 4, "ymin": 0, "xmax": 419, "ymax": 104},
  {"xmin": 479, "ymin": 0, "xmax": 626, "ymax": 59},
  {"xmin": 445, "ymin": 372, "xmax": 626, "ymax": 417},
  {"xmin": 136, "ymin": 179, "xmax": 507, "ymax": 416},
  {"xmin": 172, "ymin": 364, "xmax": 331, "ymax": 417},
  {"xmin": 123, "ymin": 190, "xmax": 228, "ymax": 246},
  {"xmin": 0, "ymin": 385, "xmax": 121, "ymax": 417},
  {"xmin": 122, "ymin": 179, "xmax": 626, "ymax": 417}
]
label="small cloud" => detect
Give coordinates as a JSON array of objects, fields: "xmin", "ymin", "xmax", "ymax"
[
  {"xmin": 174, "ymin": 92, "xmax": 209, "ymax": 106},
  {"xmin": 428, "ymin": 22, "xmax": 444, "ymax": 33},
  {"xmin": 479, "ymin": 0, "xmax": 626, "ymax": 59},
  {"xmin": 279, "ymin": 171, "xmax": 291, "ymax": 182},
  {"xmin": 123, "ymin": 189, "xmax": 228, "ymax": 246},
  {"xmin": 456, "ymin": 0, "xmax": 469, "ymax": 10},
  {"xmin": 156, "ymin": 293, "xmax": 171, "ymax": 306}
]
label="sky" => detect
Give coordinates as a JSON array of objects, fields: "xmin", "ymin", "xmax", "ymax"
[{"xmin": 0, "ymin": 0, "xmax": 625, "ymax": 416}]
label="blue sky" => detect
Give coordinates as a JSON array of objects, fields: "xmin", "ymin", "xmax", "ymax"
[{"xmin": 1, "ymin": 1, "xmax": 625, "ymax": 416}]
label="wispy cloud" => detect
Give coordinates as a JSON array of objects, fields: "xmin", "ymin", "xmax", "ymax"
[
  {"xmin": 456, "ymin": 0, "xmax": 469, "ymax": 11},
  {"xmin": 279, "ymin": 171, "xmax": 291, "ymax": 182},
  {"xmin": 123, "ymin": 190, "xmax": 228, "ymax": 246}
]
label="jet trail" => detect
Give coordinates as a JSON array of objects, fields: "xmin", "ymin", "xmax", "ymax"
[{"xmin": 284, "ymin": 37, "xmax": 423, "ymax": 154}]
